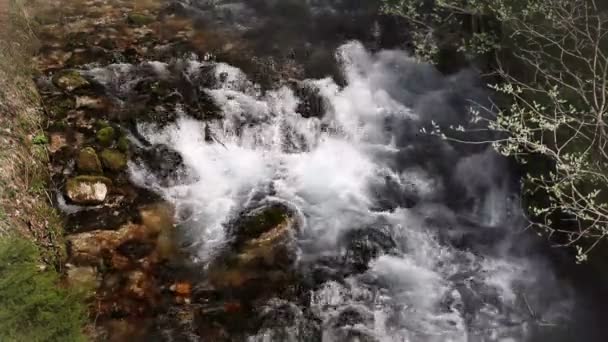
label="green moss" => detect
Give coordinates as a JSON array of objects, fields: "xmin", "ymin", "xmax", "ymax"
[
  {"xmin": 31, "ymin": 133, "xmax": 48, "ymax": 145},
  {"xmin": 77, "ymin": 147, "xmax": 102, "ymax": 174},
  {"xmin": 94, "ymin": 120, "xmax": 111, "ymax": 130},
  {"xmin": 0, "ymin": 236, "xmax": 87, "ymax": 342},
  {"xmin": 127, "ymin": 13, "xmax": 155, "ymax": 26},
  {"xmin": 117, "ymin": 135, "xmax": 130, "ymax": 152},
  {"xmin": 100, "ymin": 149, "xmax": 127, "ymax": 171},
  {"xmin": 96, "ymin": 126, "xmax": 115, "ymax": 147}
]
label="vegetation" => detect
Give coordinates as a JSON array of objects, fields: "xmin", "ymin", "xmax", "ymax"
[
  {"xmin": 383, "ymin": 0, "xmax": 608, "ymax": 261},
  {"xmin": 0, "ymin": 1, "xmax": 90, "ymax": 340},
  {"xmin": 0, "ymin": 236, "xmax": 87, "ymax": 342}
]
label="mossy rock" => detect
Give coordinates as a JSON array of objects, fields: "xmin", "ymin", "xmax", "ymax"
[
  {"xmin": 52, "ymin": 70, "xmax": 89, "ymax": 92},
  {"xmin": 77, "ymin": 147, "xmax": 102, "ymax": 174},
  {"xmin": 127, "ymin": 13, "xmax": 155, "ymax": 26},
  {"xmin": 231, "ymin": 204, "xmax": 292, "ymax": 247},
  {"xmin": 100, "ymin": 149, "xmax": 127, "ymax": 171},
  {"xmin": 66, "ymin": 176, "xmax": 112, "ymax": 205},
  {"xmin": 96, "ymin": 126, "xmax": 116, "ymax": 147},
  {"xmin": 117, "ymin": 136, "xmax": 130, "ymax": 152}
]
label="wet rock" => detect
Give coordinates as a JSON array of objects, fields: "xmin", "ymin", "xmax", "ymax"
[
  {"xmin": 77, "ymin": 147, "xmax": 103, "ymax": 173},
  {"xmin": 66, "ymin": 175, "xmax": 112, "ymax": 204},
  {"xmin": 293, "ymin": 82, "xmax": 325, "ymax": 119},
  {"xmin": 101, "ymin": 148, "xmax": 128, "ymax": 171},
  {"xmin": 342, "ymin": 225, "xmax": 398, "ymax": 273},
  {"xmin": 127, "ymin": 12, "xmax": 155, "ymax": 26},
  {"xmin": 67, "ymin": 204, "xmax": 175, "ymax": 267},
  {"xmin": 208, "ymin": 204, "xmax": 297, "ymax": 291},
  {"xmin": 67, "ymin": 223, "xmax": 151, "ymax": 267},
  {"xmin": 230, "ymin": 203, "xmax": 294, "ymax": 249},
  {"xmin": 97, "ymin": 126, "xmax": 116, "ymax": 146},
  {"xmin": 136, "ymin": 144, "xmax": 190, "ymax": 186},
  {"xmin": 52, "ymin": 70, "xmax": 89, "ymax": 92}
]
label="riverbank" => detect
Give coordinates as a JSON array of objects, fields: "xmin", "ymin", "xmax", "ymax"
[{"xmin": 0, "ymin": 0, "xmax": 88, "ymax": 340}]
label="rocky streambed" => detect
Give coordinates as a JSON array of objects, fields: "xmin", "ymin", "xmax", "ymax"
[{"xmin": 29, "ymin": 0, "xmax": 608, "ymax": 341}]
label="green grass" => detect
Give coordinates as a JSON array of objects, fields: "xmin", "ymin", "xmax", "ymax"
[{"xmin": 0, "ymin": 236, "xmax": 88, "ymax": 342}]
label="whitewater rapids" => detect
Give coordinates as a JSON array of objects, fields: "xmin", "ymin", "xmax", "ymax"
[{"xmin": 121, "ymin": 41, "xmax": 576, "ymax": 341}]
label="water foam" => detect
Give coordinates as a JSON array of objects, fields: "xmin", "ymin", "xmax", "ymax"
[{"xmin": 129, "ymin": 41, "xmax": 574, "ymax": 340}]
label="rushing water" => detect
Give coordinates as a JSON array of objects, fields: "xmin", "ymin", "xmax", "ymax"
[
  {"xmin": 90, "ymin": 41, "xmax": 579, "ymax": 341},
  {"xmin": 50, "ymin": 0, "xmax": 606, "ymax": 340}
]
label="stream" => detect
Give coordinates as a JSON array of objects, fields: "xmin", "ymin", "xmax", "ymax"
[{"xmin": 32, "ymin": 0, "xmax": 608, "ymax": 341}]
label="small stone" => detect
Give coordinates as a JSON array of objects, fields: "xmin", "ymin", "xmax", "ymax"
[
  {"xmin": 66, "ymin": 175, "xmax": 112, "ymax": 204},
  {"xmin": 52, "ymin": 70, "xmax": 89, "ymax": 92},
  {"xmin": 100, "ymin": 149, "xmax": 127, "ymax": 171},
  {"xmin": 127, "ymin": 13, "xmax": 155, "ymax": 26},
  {"xmin": 96, "ymin": 126, "xmax": 115, "ymax": 146},
  {"xmin": 77, "ymin": 147, "xmax": 102, "ymax": 173}
]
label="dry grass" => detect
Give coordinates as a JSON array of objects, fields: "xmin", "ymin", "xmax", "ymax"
[{"xmin": 0, "ymin": 0, "xmax": 65, "ymax": 264}]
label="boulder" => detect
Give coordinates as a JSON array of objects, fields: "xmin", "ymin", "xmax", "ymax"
[
  {"xmin": 77, "ymin": 147, "xmax": 102, "ymax": 173},
  {"xmin": 208, "ymin": 204, "xmax": 297, "ymax": 290},
  {"xmin": 65, "ymin": 175, "xmax": 112, "ymax": 204},
  {"xmin": 52, "ymin": 70, "xmax": 89, "ymax": 92},
  {"xmin": 100, "ymin": 149, "xmax": 127, "ymax": 171}
]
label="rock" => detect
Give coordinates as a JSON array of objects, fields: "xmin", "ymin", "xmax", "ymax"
[
  {"xmin": 49, "ymin": 132, "xmax": 67, "ymax": 153},
  {"xmin": 100, "ymin": 149, "xmax": 127, "ymax": 171},
  {"xmin": 137, "ymin": 144, "xmax": 190, "ymax": 186},
  {"xmin": 127, "ymin": 13, "xmax": 155, "ymax": 26},
  {"xmin": 77, "ymin": 147, "xmax": 103, "ymax": 173},
  {"xmin": 66, "ymin": 266, "xmax": 99, "ymax": 289},
  {"xmin": 96, "ymin": 126, "xmax": 116, "ymax": 147},
  {"xmin": 52, "ymin": 70, "xmax": 89, "ymax": 92},
  {"xmin": 67, "ymin": 223, "xmax": 151, "ymax": 267},
  {"xmin": 117, "ymin": 136, "xmax": 130, "ymax": 152},
  {"xmin": 208, "ymin": 204, "xmax": 297, "ymax": 290},
  {"xmin": 65, "ymin": 175, "xmax": 112, "ymax": 204}
]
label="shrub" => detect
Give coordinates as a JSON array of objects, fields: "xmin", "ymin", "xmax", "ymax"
[{"xmin": 0, "ymin": 236, "xmax": 87, "ymax": 342}]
